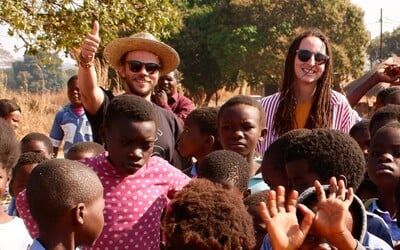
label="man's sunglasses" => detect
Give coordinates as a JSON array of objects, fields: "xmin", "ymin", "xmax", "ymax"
[
  {"xmin": 126, "ymin": 60, "xmax": 161, "ymax": 74},
  {"xmin": 296, "ymin": 49, "xmax": 329, "ymax": 65}
]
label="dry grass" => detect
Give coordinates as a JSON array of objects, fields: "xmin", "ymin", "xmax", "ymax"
[{"xmin": 0, "ymin": 86, "xmax": 69, "ymax": 140}]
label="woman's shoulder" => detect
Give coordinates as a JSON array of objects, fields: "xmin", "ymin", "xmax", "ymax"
[
  {"xmin": 330, "ymin": 89, "xmax": 349, "ymax": 103},
  {"xmin": 260, "ymin": 92, "xmax": 281, "ymax": 106}
]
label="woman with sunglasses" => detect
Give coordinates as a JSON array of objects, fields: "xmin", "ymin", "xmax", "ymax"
[{"xmin": 257, "ymin": 28, "xmax": 356, "ymax": 154}]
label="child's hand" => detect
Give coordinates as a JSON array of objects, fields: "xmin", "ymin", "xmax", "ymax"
[
  {"xmin": 312, "ymin": 177, "xmax": 358, "ymax": 249},
  {"xmin": 258, "ymin": 186, "xmax": 314, "ymax": 250}
]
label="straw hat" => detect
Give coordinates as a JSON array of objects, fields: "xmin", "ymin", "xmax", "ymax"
[{"xmin": 103, "ymin": 32, "xmax": 180, "ymax": 75}]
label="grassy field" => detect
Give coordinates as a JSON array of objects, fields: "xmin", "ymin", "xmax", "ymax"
[{"xmin": 0, "ymin": 86, "xmax": 69, "ymax": 140}]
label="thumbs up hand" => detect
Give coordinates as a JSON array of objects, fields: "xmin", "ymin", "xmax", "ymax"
[{"xmin": 81, "ymin": 21, "xmax": 101, "ymax": 60}]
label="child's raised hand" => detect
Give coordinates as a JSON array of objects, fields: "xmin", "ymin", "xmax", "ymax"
[
  {"xmin": 312, "ymin": 177, "xmax": 358, "ymax": 249},
  {"xmin": 258, "ymin": 186, "xmax": 314, "ymax": 250}
]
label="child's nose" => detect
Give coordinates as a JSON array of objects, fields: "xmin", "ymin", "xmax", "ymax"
[
  {"xmin": 378, "ymin": 153, "xmax": 394, "ymax": 163},
  {"xmin": 129, "ymin": 148, "xmax": 143, "ymax": 159}
]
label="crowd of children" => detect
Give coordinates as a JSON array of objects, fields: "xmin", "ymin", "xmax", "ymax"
[{"xmin": 2, "ymin": 28, "xmax": 400, "ymax": 250}]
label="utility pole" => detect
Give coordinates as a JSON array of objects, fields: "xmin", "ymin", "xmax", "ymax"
[{"xmin": 379, "ymin": 8, "xmax": 383, "ymax": 60}]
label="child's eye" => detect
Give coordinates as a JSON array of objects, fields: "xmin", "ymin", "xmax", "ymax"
[
  {"xmin": 370, "ymin": 151, "xmax": 380, "ymax": 157},
  {"xmin": 393, "ymin": 151, "xmax": 400, "ymax": 158}
]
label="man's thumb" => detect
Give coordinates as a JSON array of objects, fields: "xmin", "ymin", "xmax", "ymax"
[{"xmin": 92, "ymin": 20, "xmax": 100, "ymax": 36}]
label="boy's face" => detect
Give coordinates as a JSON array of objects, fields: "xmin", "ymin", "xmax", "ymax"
[
  {"xmin": 10, "ymin": 163, "xmax": 37, "ymax": 197},
  {"xmin": 285, "ymin": 159, "xmax": 320, "ymax": 194},
  {"xmin": 177, "ymin": 121, "xmax": 211, "ymax": 160},
  {"xmin": 0, "ymin": 167, "xmax": 9, "ymax": 198},
  {"xmin": 261, "ymin": 156, "xmax": 288, "ymax": 190},
  {"xmin": 351, "ymin": 128, "xmax": 370, "ymax": 161},
  {"xmin": 67, "ymin": 79, "xmax": 82, "ymax": 107},
  {"xmin": 218, "ymin": 104, "xmax": 263, "ymax": 159},
  {"xmin": 21, "ymin": 140, "xmax": 52, "ymax": 159},
  {"xmin": 368, "ymin": 126, "xmax": 400, "ymax": 188},
  {"xmin": 104, "ymin": 118, "xmax": 156, "ymax": 175}
]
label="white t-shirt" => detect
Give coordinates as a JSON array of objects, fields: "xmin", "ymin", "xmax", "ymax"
[{"xmin": 0, "ymin": 217, "xmax": 32, "ymax": 249}]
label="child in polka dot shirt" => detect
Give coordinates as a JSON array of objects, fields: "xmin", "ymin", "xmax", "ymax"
[{"xmin": 17, "ymin": 95, "xmax": 190, "ymax": 249}]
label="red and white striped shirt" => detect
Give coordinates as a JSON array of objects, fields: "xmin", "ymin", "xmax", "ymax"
[{"xmin": 256, "ymin": 90, "xmax": 357, "ymax": 154}]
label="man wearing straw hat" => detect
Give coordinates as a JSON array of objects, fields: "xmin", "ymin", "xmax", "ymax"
[{"xmin": 77, "ymin": 21, "xmax": 187, "ymax": 169}]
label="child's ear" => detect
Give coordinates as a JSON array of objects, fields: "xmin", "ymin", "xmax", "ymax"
[
  {"xmin": 205, "ymin": 135, "xmax": 215, "ymax": 147},
  {"xmin": 243, "ymin": 188, "xmax": 251, "ymax": 199},
  {"xmin": 258, "ymin": 128, "xmax": 268, "ymax": 142},
  {"xmin": 74, "ymin": 203, "xmax": 86, "ymax": 225}
]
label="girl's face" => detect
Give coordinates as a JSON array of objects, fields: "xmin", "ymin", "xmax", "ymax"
[
  {"xmin": 4, "ymin": 110, "xmax": 21, "ymax": 130},
  {"xmin": 294, "ymin": 36, "xmax": 327, "ymax": 86},
  {"xmin": 218, "ymin": 104, "xmax": 263, "ymax": 160},
  {"xmin": 368, "ymin": 126, "xmax": 400, "ymax": 188}
]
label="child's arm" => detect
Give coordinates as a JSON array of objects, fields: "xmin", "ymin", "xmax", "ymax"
[
  {"xmin": 312, "ymin": 178, "xmax": 359, "ymax": 250},
  {"xmin": 258, "ymin": 186, "xmax": 314, "ymax": 250}
]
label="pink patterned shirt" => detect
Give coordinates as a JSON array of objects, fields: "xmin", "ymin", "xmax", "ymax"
[
  {"xmin": 17, "ymin": 152, "xmax": 190, "ymax": 250},
  {"xmin": 256, "ymin": 90, "xmax": 357, "ymax": 154}
]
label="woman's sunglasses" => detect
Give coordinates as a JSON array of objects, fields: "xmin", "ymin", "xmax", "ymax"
[
  {"xmin": 296, "ymin": 49, "xmax": 329, "ymax": 65},
  {"xmin": 126, "ymin": 60, "xmax": 161, "ymax": 74}
]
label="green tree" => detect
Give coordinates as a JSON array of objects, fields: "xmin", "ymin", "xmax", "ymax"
[
  {"xmin": 0, "ymin": 0, "xmax": 182, "ymax": 54},
  {"xmin": 12, "ymin": 51, "xmax": 64, "ymax": 92},
  {"xmin": 172, "ymin": 0, "xmax": 369, "ymax": 102},
  {"xmin": 367, "ymin": 27, "xmax": 400, "ymax": 65}
]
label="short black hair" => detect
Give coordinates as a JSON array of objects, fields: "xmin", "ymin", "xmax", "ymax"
[
  {"xmin": 0, "ymin": 119, "xmax": 20, "ymax": 173},
  {"xmin": 104, "ymin": 95, "xmax": 157, "ymax": 128},
  {"xmin": 376, "ymin": 86, "xmax": 400, "ymax": 105},
  {"xmin": 162, "ymin": 178, "xmax": 256, "ymax": 250},
  {"xmin": 67, "ymin": 75, "xmax": 78, "ymax": 87},
  {"xmin": 65, "ymin": 142, "xmax": 105, "ymax": 160},
  {"xmin": 20, "ymin": 132, "xmax": 53, "ymax": 154},
  {"xmin": 261, "ymin": 129, "xmax": 311, "ymax": 187},
  {"xmin": 349, "ymin": 119, "xmax": 370, "ymax": 136},
  {"xmin": 286, "ymin": 128, "xmax": 365, "ymax": 190},
  {"xmin": 198, "ymin": 150, "xmax": 250, "ymax": 193},
  {"xmin": 186, "ymin": 107, "xmax": 219, "ymax": 136},
  {"xmin": 27, "ymin": 159, "xmax": 102, "ymax": 228},
  {"xmin": 369, "ymin": 104, "xmax": 400, "ymax": 136},
  {"xmin": 0, "ymin": 98, "xmax": 21, "ymax": 117},
  {"xmin": 218, "ymin": 95, "xmax": 266, "ymax": 127},
  {"xmin": 243, "ymin": 190, "xmax": 269, "ymax": 207},
  {"xmin": 12, "ymin": 152, "xmax": 47, "ymax": 180}
]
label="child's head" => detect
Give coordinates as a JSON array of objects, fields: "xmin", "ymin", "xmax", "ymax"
[
  {"xmin": 367, "ymin": 122, "xmax": 400, "ymax": 191},
  {"xmin": 65, "ymin": 142, "xmax": 105, "ymax": 161},
  {"xmin": 0, "ymin": 119, "xmax": 20, "ymax": 197},
  {"xmin": 297, "ymin": 185, "xmax": 366, "ymax": 248},
  {"xmin": 27, "ymin": 158, "xmax": 104, "ymax": 247},
  {"xmin": 177, "ymin": 107, "xmax": 221, "ymax": 162},
  {"xmin": 285, "ymin": 128, "xmax": 365, "ymax": 194},
  {"xmin": 375, "ymin": 86, "xmax": 400, "ymax": 111},
  {"xmin": 197, "ymin": 150, "xmax": 250, "ymax": 196},
  {"xmin": 162, "ymin": 178, "xmax": 256, "ymax": 250},
  {"xmin": 103, "ymin": 95, "xmax": 157, "ymax": 174},
  {"xmin": 0, "ymin": 98, "xmax": 21, "ymax": 129},
  {"xmin": 261, "ymin": 128, "xmax": 311, "ymax": 190},
  {"xmin": 369, "ymin": 104, "xmax": 400, "ymax": 137},
  {"xmin": 385, "ymin": 90, "xmax": 400, "ymax": 106},
  {"xmin": 349, "ymin": 119, "xmax": 370, "ymax": 160},
  {"xmin": 243, "ymin": 190, "xmax": 269, "ymax": 250},
  {"xmin": 20, "ymin": 132, "xmax": 53, "ymax": 159},
  {"xmin": 9, "ymin": 152, "xmax": 47, "ymax": 197},
  {"xmin": 67, "ymin": 75, "xmax": 83, "ymax": 108},
  {"xmin": 217, "ymin": 95, "xmax": 266, "ymax": 161}
]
